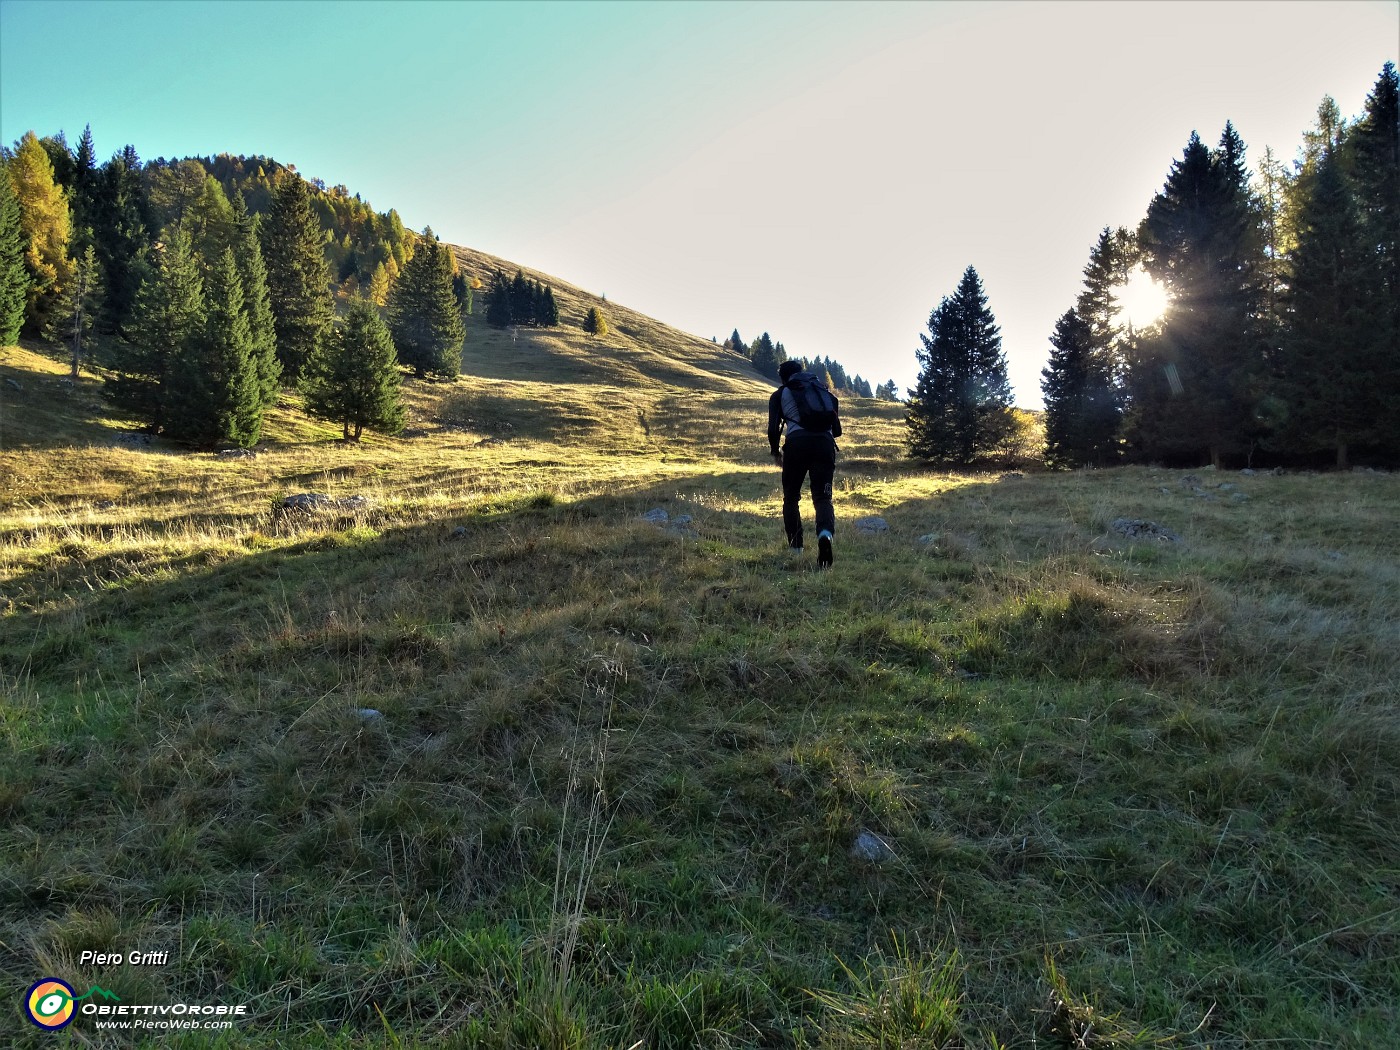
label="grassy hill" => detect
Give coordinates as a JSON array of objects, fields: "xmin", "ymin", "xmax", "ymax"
[{"xmin": 1, "ymin": 261, "xmax": 1397, "ymax": 1048}]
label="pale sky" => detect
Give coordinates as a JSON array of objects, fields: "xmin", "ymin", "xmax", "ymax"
[{"xmin": 1, "ymin": 0, "xmax": 1396, "ymax": 407}]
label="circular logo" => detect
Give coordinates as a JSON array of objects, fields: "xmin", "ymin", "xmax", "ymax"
[{"xmin": 26, "ymin": 978, "xmax": 76, "ymax": 1030}]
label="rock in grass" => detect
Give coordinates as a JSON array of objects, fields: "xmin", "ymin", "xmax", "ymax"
[
  {"xmin": 355, "ymin": 708, "xmax": 384, "ymax": 724},
  {"xmin": 277, "ymin": 493, "xmax": 370, "ymax": 515},
  {"xmin": 1110, "ymin": 518, "xmax": 1180, "ymax": 543},
  {"xmin": 850, "ymin": 830, "xmax": 896, "ymax": 864},
  {"xmin": 642, "ymin": 507, "xmax": 669, "ymax": 524},
  {"xmin": 854, "ymin": 515, "xmax": 889, "ymax": 534}
]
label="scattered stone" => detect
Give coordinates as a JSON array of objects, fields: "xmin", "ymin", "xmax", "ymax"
[
  {"xmin": 642, "ymin": 507, "xmax": 669, "ymax": 524},
  {"xmin": 670, "ymin": 514, "xmax": 693, "ymax": 527},
  {"xmin": 854, "ymin": 515, "xmax": 889, "ymax": 534},
  {"xmin": 1179, "ymin": 474, "xmax": 1201, "ymax": 488},
  {"xmin": 813, "ymin": 903, "xmax": 837, "ymax": 921},
  {"xmin": 94, "ymin": 500, "xmax": 116, "ymax": 510},
  {"xmin": 114, "ymin": 431, "xmax": 153, "ymax": 447},
  {"xmin": 1240, "ymin": 468, "xmax": 1258, "ymax": 476},
  {"xmin": 1110, "ymin": 518, "xmax": 1180, "ymax": 543},
  {"xmin": 1230, "ymin": 492, "xmax": 1250, "ymax": 502},
  {"xmin": 1218, "ymin": 483, "xmax": 1237, "ymax": 492},
  {"xmin": 999, "ymin": 472, "xmax": 1024, "ymax": 481},
  {"xmin": 277, "ymin": 492, "xmax": 370, "ymax": 515},
  {"xmin": 4, "ymin": 378, "xmax": 21, "ymax": 392},
  {"xmin": 1325, "ymin": 550, "xmax": 1345, "ymax": 560},
  {"xmin": 450, "ymin": 525, "xmax": 468, "ymax": 540},
  {"xmin": 850, "ymin": 830, "xmax": 896, "ymax": 864},
  {"xmin": 1271, "ymin": 467, "xmax": 1286, "ymax": 476},
  {"xmin": 355, "ymin": 708, "xmax": 385, "ymax": 724},
  {"xmin": 917, "ymin": 533, "xmax": 940, "ymax": 545},
  {"xmin": 219, "ymin": 448, "xmax": 256, "ymax": 459}
]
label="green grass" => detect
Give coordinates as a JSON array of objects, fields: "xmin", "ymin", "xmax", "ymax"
[{"xmin": 2, "ymin": 318, "xmax": 1398, "ymax": 1049}]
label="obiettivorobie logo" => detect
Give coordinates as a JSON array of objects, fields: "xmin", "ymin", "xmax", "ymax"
[{"xmin": 25, "ymin": 979, "xmax": 121, "ymax": 1030}]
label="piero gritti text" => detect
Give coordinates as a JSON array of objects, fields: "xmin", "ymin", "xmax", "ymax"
[{"xmin": 79, "ymin": 950, "xmax": 171, "ymax": 967}]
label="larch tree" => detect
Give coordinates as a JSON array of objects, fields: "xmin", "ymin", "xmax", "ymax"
[
  {"xmin": 583, "ymin": 304, "xmax": 609, "ymax": 337},
  {"xmin": 6, "ymin": 131, "xmax": 73, "ymax": 337}
]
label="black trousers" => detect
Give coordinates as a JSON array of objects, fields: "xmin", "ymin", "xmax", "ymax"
[{"xmin": 782, "ymin": 431, "xmax": 836, "ymax": 548}]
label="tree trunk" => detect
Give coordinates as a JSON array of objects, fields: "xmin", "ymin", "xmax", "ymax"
[{"xmin": 1336, "ymin": 437, "xmax": 1348, "ymax": 470}]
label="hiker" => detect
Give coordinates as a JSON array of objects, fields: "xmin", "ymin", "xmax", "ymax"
[{"xmin": 769, "ymin": 360, "xmax": 842, "ymax": 567}]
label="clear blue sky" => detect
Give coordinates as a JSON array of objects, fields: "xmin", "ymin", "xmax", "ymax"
[{"xmin": 2, "ymin": 0, "xmax": 1396, "ymax": 407}]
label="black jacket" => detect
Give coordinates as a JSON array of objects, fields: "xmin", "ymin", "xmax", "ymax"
[{"xmin": 768, "ymin": 376, "xmax": 842, "ymax": 455}]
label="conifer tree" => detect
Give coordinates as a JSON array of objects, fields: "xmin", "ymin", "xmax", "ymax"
[
  {"xmin": 906, "ymin": 266, "xmax": 1014, "ymax": 465},
  {"xmin": 164, "ymin": 248, "xmax": 261, "ymax": 448},
  {"xmin": 69, "ymin": 125, "xmax": 99, "ymax": 255},
  {"xmin": 230, "ymin": 193, "xmax": 280, "ymax": 414},
  {"xmin": 583, "ymin": 304, "xmax": 609, "ymax": 337},
  {"xmin": 261, "ymin": 172, "xmax": 334, "ymax": 383},
  {"xmin": 93, "ymin": 146, "xmax": 152, "ymax": 337},
  {"xmin": 7, "ymin": 131, "xmax": 73, "ymax": 336},
  {"xmin": 485, "ymin": 268, "xmax": 512, "ymax": 326},
  {"xmin": 1275, "ymin": 148, "xmax": 1382, "ymax": 468},
  {"xmin": 58, "ymin": 243, "xmax": 102, "ymax": 378},
  {"xmin": 1348, "ymin": 64, "xmax": 1400, "ymax": 352},
  {"xmin": 1131, "ymin": 127, "xmax": 1265, "ymax": 465},
  {"xmin": 387, "ymin": 237, "xmax": 463, "ymax": 377},
  {"xmin": 1041, "ymin": 307, "xmax": 1120, "ymax": 467},
  {"xmin": 106, "ymin": 227, "xmax": 204, "ymax": 432},
  {"xmin": 0, "ymin": 168, "xmax": 26, "ymax": 345},
  {"xmin": 749, "ymin": 332, "xmax": 784, "ymax": 379},
  {"xmin": 540, "ymin": 285, "xmax": 559, "ymax": 326},
  {"xmin": 366, "ymin": 262, "xmax": 391, "ymax": 306},
  {"xmin": 303, "ymin": 296, "xmax": 405, "ymax": 441}
]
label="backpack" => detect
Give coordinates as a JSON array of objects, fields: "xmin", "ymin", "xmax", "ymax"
[{"xmin": 785, "ymin": 372, "xmax": 840, "ymax": 431}]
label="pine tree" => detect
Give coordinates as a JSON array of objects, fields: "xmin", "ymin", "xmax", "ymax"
[
  {"xmin": 164, "ymin": 248, "xmax": 261, "ymax": 448},
  {"xmin": 261, "ymin": 172, "xmax": 334, "ymax": 383},
  {"xmin": 906, "ymin": 265, "xmax": 1014, "ymax": 464},
  {"xmin": 485, "ymin": 268, "xmax": 512, "ymax": 326},
  {"xmin": 303, "ymin": 296, "xmax": 405, "ymax": 441},
  {"xmin": 540, "ymin": 285, "xmax": 559, "ymax": 326},
  {"xmin": 1274, "ymin": 148, "xmax": 1382, "ymax": 468},
  {"xmin": 1348, "ymin": 64, "xmax": 1400, "ymax": 355},
  {"xmin": 106, "ymin": 227, "xmax": 205, "ymax": 432},
  {"xmin": 387, "ymin": 237, "xmax": 464, "ymax": 378},
  {"xmin": 583, "ymin": 304, "xmax": 609, "ymax": 337},
  {"xmin": 230, "ymin": 193, "xmax": 280, "ymax": 415},
  {"xmin": 725, "ymin": 328, "xmax": 744, "ymax": 355},
  {"xmin": 69, "ymin": 125, "xmax": 99, "ymax": 256},
  {"xmin": 6, "ymin": 131, "xmax": 73, "ymax": 336},
  {"xmin": 0, "ymin": 167, "xmax": 26, "ymax": 345}
]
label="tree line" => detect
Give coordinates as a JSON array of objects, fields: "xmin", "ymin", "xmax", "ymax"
[
  {"xmin": 908, "ymin": 62, "xmax": 1398, "ymax": 470},
  {"xmin": 722, "ymin": 327, "xmax": 896, "ymax": 401},
  {"xmin": 1, "ymin": 128, "xmax": 470, "ymax": 445}
]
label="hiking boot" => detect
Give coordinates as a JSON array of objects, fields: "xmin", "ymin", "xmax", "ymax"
[{"xmin": 817, "ymin": 531, "xmax": 833, "ymax": 568}]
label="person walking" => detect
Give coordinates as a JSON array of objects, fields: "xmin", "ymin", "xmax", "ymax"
[{"xmin": 769, "ymin": 360, "xmax": 842, "ymax": 567}]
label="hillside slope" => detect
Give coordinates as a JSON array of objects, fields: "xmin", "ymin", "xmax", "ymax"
[{"xmin": 1, "ymin": 254, "xmax": 1396, "ymax": 1048}]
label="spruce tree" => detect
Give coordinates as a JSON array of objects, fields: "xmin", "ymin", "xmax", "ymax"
[
  {"xmin": 485, "ymin": 268, "xmax": 512, "ymax": 326},
  {"xmin": 164, "ymin": 248, "xmax": 261, "ymax": 448},
  {"xmin": 1275, "ymin": 148, "xmax": 1381, "ymax": 467},
  {"xmin": 303, "ymin": 296, "xmax": 405, "ymax": 441},
  {"xmin": 749, "ymin": 332, "xmax": 781, "ymax": 378},
  {"xmin": 261, "ymin": 172, "xmax": 334, "ymax": 383},
  {"xmin": 93, "ymin": 146, "xmax": 152, "ymax": 337},
  {"xmin": 1131, "ymin": 127, "xmax": 1265, "ymax": 466},
  {"xmin": 231, "ymin": 192, "xmax": 280, "ymax": 415},
  {"xmin": 387, "ymin": 238, "xmax": 464, "ymax": 378},
  {"xmin": 0, "ymin": 168, "xmax": 26, "ymax": 345},
  {"xmin": 540, "ymin": 285, "xmax": 559, "ymax": 326},
  {"xmin": 1041, "ymin": 307, "xmax": 1119, "ymax": 467},
  {"xmin": 106, "ymin": 227, "xmax": 204, "ymax": 432},
  {"xmin": 906, "ymin": 266, "xmax": 1014, "ymax": 465}
]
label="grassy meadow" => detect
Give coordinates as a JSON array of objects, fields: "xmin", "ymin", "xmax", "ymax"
[{"xmin": 1, "ymin": 268, "xmax": 1397, "ymax": 1048}]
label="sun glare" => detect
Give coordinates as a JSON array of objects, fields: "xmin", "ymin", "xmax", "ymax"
[{"xmin": 1115, "ymin": 268, "xmax": 1170, "ymax": 330}]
